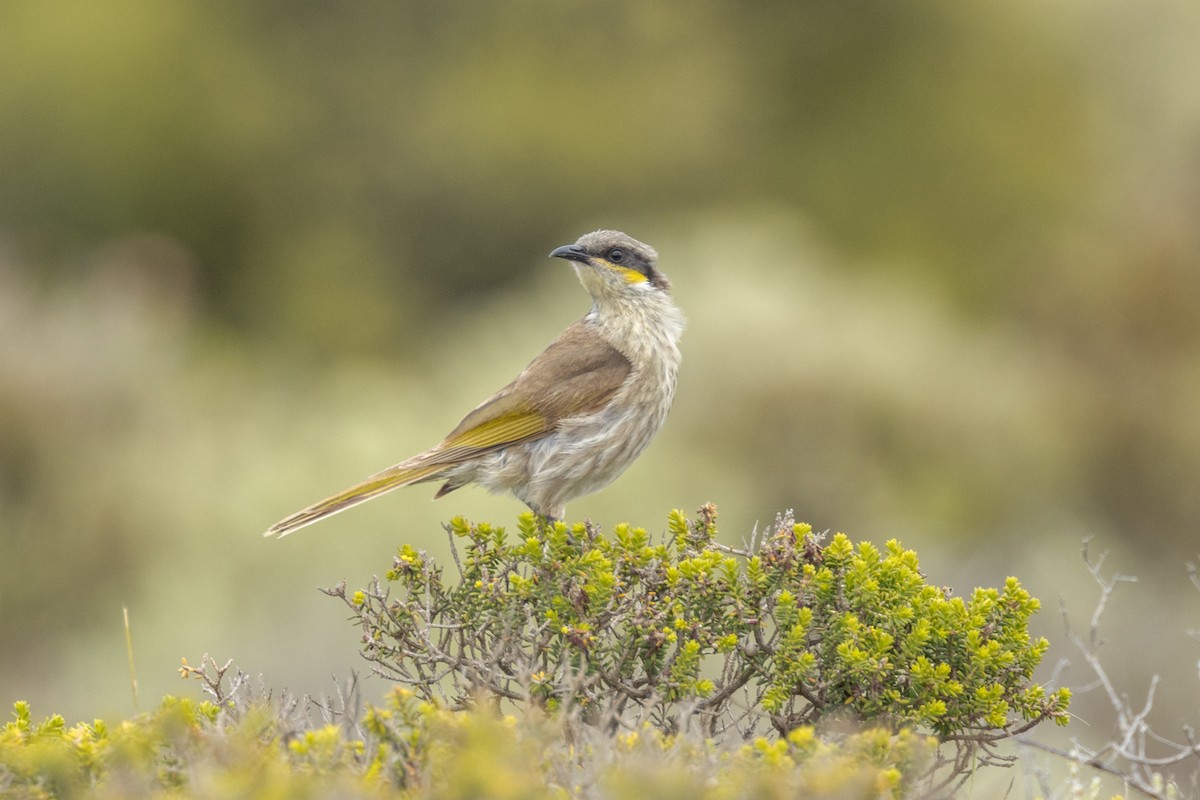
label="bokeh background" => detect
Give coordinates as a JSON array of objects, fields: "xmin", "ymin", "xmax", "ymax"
[{"xmin": 3, "ymin": 0, "xmax": 1198, "ymax": 785}]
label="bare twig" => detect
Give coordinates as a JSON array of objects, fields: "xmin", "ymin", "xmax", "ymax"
[{"xmin": 1019, "ymin": 541, "xmax": 1200, "ymax": 799}]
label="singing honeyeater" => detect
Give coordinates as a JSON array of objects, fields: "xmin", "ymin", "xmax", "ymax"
[{"xmin": 264, "ymin": 230, "xmax": 684, "ymax": 537}]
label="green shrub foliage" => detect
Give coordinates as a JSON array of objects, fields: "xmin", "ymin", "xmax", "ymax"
[{"xmin": 331, "ymin": 505, "xmax": 1069, "ymax": 755}]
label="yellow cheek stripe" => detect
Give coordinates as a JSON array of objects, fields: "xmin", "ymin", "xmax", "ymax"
[{"xmin": 592, "ymin": 260, "xmax": 648, "ymax": 284}]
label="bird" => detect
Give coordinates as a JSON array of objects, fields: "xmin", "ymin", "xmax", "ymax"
[{"xmin": 264, "ymin": 230, "xmax": 685, "ymax": 538}]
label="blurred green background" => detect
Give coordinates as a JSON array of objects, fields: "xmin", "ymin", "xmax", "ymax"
[{"xmin": 2, "ymin": 0, "xmax": 1198, "ymax": 771}]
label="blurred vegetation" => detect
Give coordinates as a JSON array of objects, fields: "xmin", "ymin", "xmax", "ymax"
[
  {"xmin": 0, "ymin": 0, "xmax": 1106, "ymax": 348},
  {"xmin": 1, "ymin": 0, "xmax": 1199, "ymax": 783},
  {"xmin": 1, "ymin": 688, "xmax": 938, "ymax": 800}
]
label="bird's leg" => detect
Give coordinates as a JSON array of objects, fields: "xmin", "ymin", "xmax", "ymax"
[{"xmin": 524, "ymin": 500, "xmax": 564, "ymax": 525}]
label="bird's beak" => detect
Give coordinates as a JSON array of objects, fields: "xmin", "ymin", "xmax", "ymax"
[{"xmin": 549, "ymin": 244, "xmax": 591, "ymax": 264}]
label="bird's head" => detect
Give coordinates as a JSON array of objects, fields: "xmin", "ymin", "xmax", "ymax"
[{"xmin": 550, "ymin": 230, "xmax": 671, "ymax": 303}]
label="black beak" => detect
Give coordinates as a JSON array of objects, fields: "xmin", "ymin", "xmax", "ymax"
[{"xmin": 549, "ymin": 244, "xmax": 590, "ymax": 264}]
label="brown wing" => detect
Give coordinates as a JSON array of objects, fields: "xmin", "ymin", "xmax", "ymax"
[{"xmin": 428, "ymin": 320, "xmax": 632, "ymax": 464}]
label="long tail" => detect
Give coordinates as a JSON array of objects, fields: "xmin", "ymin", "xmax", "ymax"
[{"xmin": 263, "ymin": 462, "xmax": 446, "ymax": 538}]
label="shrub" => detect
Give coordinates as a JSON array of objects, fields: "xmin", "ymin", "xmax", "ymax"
[{"xmin": 328, "ymin": 504, "xmax": 1069, "ymax": 789}]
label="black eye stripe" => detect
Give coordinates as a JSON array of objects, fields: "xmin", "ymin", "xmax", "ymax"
[{"xmin": 587, "ymin": 243, "xmax": 655, "ymax": 279}]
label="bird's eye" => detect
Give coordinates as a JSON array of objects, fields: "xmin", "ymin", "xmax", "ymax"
[{"xmin": 608, "ymin": 248, "xmax": 625, "ymax": 263}]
